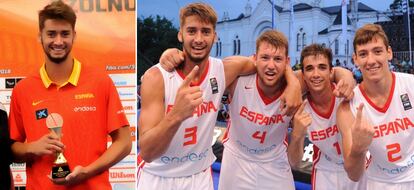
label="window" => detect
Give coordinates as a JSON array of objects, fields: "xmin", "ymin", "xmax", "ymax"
[
  {"xmin": 345, "ymin": 40, "xmax": 349, "ymax": 55},
  {"xmin": 335, "ymin": 39, "xmax": 339, "ymax": 55},
  {"xmin": 237, "ymin": 38, "xmax": 241, "ymax": 55},
  {"xmin": 233, "ymin": 35, "xmax": 240, "ymax": 55},
  {"xmin": 215, "ymin": 42, "xmax": 219, "ymax": 57},
  {"xmin": 233, "ymin": 40, "xmax": 237, "ymax": 55},
  {"xmin": 302, "ymin": 33, "xmax": 306, "ymax": 49},
  {"xmin": 297, "ymin": 28, "xmax": 305, "ymax": 52},
  {"xmin": 215, "ymin": 38, "xmax": 222, "ymax": 57},
  {"xmin": 219, "ymin": 41, "xmax": 222, "ymax": 56}
]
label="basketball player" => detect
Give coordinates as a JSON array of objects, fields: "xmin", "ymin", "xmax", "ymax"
[
  {"xmin": 337, "ymin": 24, "xmax": 414, "ymax": 189},
  {"xmin": 288, "ymin": 44, "xmax": 365, "ymax": 190},
  {"xmin": 137, "ymin": 3, "xmax": 302, "ymax": 190},
  {"xmin": 218, "ymin": 30, "xmax": 297, "ymax": 190},
  {"xmin": 159, "ymin": 29, "xmax": 357, "ymax": 190}
]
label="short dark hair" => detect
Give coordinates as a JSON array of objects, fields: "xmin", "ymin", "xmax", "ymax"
[
  {"xmin": 300, "ymin": 44, "xmax": 333, "ymax": 72},
  {"xmin": 179, "ymin": 3, "xmax": 217, "ymax": 29},
  {"xmin": 39, "ymin": 0, "xmax": 76, "ymax": 31},
  {"xmin": 353, "ymin": 24, "xmax": 389, "ymax": 53}
]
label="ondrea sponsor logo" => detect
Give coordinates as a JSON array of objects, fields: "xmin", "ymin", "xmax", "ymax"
[
  {"xmin": 160, "ymin": 148, "xmax": 209, "ymax": 164},
  {"xmin": 73, "ymin": 106, "xmax": 97, "ymax": 112}
]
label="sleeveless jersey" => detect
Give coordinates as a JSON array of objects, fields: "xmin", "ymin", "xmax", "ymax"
[
  {"xmin": 223, "ymin": 74, "xmax": 291, "ymax": 162},
  {"xmin": 350, "ymin": 72, "xmax": 414, "ymax": 183},
  {"xmin": 142, "ymin": 57, "xmax": 226, "ymax": 177},
  {"xmin": 305, "ymin": 96, "xmax": 345, "ymax": 171}
]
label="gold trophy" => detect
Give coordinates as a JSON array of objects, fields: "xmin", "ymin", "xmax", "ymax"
[{"xmin": 46, "ymin": 113, "xmax": 71, "ymax": 179}]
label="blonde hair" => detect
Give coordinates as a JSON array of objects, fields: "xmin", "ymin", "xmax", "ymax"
[{"xmin": 256, "ymin": 30, "xmax": 289, "ymax": 56}]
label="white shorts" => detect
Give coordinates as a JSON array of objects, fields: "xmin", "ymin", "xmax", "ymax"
[
  {"xmin": 137, "ymin": 167, "xmax": 214, "ymax": 190},
  {"xmin": 218, "ymin": 148, "xmax": 294, "ymax": 190},
  {"xmin": 312, "ymin": 168, "xmax": 366, "ymax": 190},
  {"xmin": 367, "ymin": 179, "xmax": 414, "ymax": 190}
]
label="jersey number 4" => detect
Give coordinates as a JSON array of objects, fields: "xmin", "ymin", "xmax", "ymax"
[
  {"xmin": 386, "ymin": 143, "xmax": 402, "ymax": 162},
  {"xmin": 252, "ymin": 131, "xmax": 267, "ymax": 144},
  {"xmin": 183, "ymin": 126, "xmax": 197, "ymax": 146}
]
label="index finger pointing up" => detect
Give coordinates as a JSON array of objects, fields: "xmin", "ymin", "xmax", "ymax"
[
  {"xmin": 355, "ymin": 103, "xmax": 364, "ymax": 127},
  {"xmin": 181, "ymin": 66, "xmax": 199, "ymax": 87}
]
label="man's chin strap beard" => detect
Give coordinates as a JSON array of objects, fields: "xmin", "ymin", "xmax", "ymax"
[
  {"xmin": 187, "ymin": 55, "xmax": 205, "ymax": 65},
  {"xmin": 46, "ymin": 53, "xmax": 69, "ymax": 65}
]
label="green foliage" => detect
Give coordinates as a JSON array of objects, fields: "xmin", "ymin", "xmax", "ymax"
[{"xmin": 137, "ymin": 15, "xmax": 181, "ymax": 84}]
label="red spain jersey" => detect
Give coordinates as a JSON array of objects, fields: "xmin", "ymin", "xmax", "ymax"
[{"xmin": 9, "ymin": 59, "xmax": 129, "ymax": 190}]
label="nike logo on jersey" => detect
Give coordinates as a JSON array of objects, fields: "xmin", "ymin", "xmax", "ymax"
[
  {"xmin": 32, "ymin": 100, "xmax": 44, "ymax": 106},
  {"xmin": 244, "ymin": 86, "xmax": 252, "ymax": 89}
]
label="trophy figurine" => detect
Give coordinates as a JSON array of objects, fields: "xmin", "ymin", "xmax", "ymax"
[{"xmin": 46, "ymin": 113, "xmax": 71, "ymax": 179}]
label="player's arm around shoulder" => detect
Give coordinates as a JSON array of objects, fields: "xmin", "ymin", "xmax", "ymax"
[
  {"xmin": 332, "ymin": 67, "xmax": 356, "ymax": 100},
  {"xmin": 280, "ymin": 65, "xmax": 303, "ymax": 116},
  {"xmin": 287, "ymin": 100, "xmax": 311, "ymax": 169},
  {"xmin": 336, "ymin": 101, "xmax": 367, "ymax": 182},
  {"xmin": 223, "ymin": 56, "xmax": 256, "ymax": 88}
]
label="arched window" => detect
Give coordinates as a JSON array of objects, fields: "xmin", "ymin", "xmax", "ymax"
[
  {"xmin": 215, "ymin": 38, "xmax": 221, "ymax": 57},
  {"xmin": 297, "ymin": 28, "xmax": 305, "ymax": 52},
  {"xmin": 302, "ymin": 33, "xmax": 306, "ymax": 49},
  {"xmin": 233, "ymin": 39, "xmax": 237, "ymax": 55},
  {"xmin": 215, "ymin": 40, "xmax": 219, "ymax": 57},
  {"xmin": 345, "ymin": 40, "xmax": 349, "ymax": 55},
  {"xmin": 233, "ymin": 35, "xmax": 241, "ymax": 55},
  {"xmin": 237, "ymin": 37, "xmax": 241, "ymax": 55},
  {"xmin": 219, "ymin": 41, "xmax": 222, "ymax": 56},
  {"xmin": 335, "ymin": 39, "xmax": 339, "ymax": 55}
]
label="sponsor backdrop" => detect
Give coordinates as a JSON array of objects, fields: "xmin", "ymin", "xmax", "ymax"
[{"xmin": 0, "ymin": 0, "xmax": 136, "ymax": 189}]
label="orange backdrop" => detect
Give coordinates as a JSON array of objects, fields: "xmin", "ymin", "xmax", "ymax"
[{"xmin": 0, "ymin": 0, "xmax": 135, "ymax": 77}]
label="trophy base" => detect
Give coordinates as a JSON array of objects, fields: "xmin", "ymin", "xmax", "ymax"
[{"xmin": 52, "ymin": 164, "xmax": 71, "ymax": 179}]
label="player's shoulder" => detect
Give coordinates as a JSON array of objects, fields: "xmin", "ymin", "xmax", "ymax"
[
  {"xmin": 142, "ymin": 65, "xmax": 163, "ymax": 83},
  {"xmin": 12, "ymin": 74, "xmax": 41, "ymax": 92},
  {"xmin": 337, "ymin": 99, "xmax": 351, "ymax": 115},
  {"xmin": 141, "ymin": 66, "xmax": 164, "ymax": 93},
  {"xmin": 394, "ymin": 71, "xmax": 414, "ymax": 80},
  {"xmin": 209, "ymin": 56, "xmax": 223, "ymax": 64}
]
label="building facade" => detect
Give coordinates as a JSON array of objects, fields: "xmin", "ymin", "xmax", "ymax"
[{"xmin": 212, "ymin": 0, "xmax": 390, "ymax": 66}]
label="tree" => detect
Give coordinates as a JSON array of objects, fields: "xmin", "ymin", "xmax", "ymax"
[
  {"xmin": 137, "ymin": 16, "xmax": 181, "ymax": 84},
  {"xmin": 390, "ymin": 0, "xmax": 414, "ymax": 12}
]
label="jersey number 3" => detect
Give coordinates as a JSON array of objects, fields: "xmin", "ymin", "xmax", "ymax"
[{"xmin": 183, "ymin": 126, "xmax": 197, "ymax": 146}]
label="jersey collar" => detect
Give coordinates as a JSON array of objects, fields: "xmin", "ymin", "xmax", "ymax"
[{"xmin": 40, "ymin": 59, "xmax": 81, "ymax": 89}]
